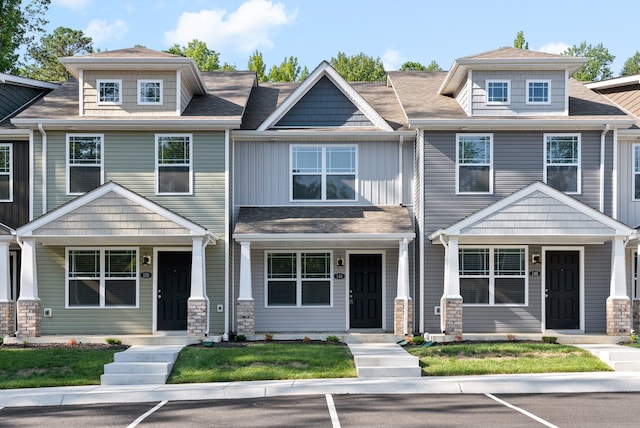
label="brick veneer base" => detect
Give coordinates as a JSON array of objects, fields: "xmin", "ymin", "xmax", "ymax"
[
  {"xmin": 237, "ymin": 300, "xmax": 255, "ymax": 335},
  {"xmin": 441, "ymin": 296, "xmax": 463, "ymax": 337},
  {"xmin": 606, "ymin": 297, "xmax": 631, "ymax": 336},
  {"xmin": 394, "ymin": 298, "xmax": 413, "ymax": 335},
  {"xmin": 0, "ymin": 301, "xmax": 15, "ymax": 336},
  {"xmin": 187, "ymin": 298, "xmax": 208, "ymax": 337},
  {"xmin": 16, "ymin": 299, "xmax": 41, "ymax": 337}
]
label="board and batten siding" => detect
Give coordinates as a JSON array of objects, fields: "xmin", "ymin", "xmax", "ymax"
[
  {"xmin": 0, "ymin": 140, "xmax": 29, "ymax": 228},
  {"xmin": 82, "ymin": 70, "xmax": 177, "ymax": 116},
  {"xmin": 471, "ymin": 70, "xmax": 566, "ymax": 116},
  {"xmin": 233, "ymin": 139, "xmax": 412, "ymax": 207}
]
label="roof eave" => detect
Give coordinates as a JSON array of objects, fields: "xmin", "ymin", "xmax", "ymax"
[
  {"xmin": 233, "ymin": 232, "xmax": 415, "ymax": 242},
  {"xmin": 11, "ymin": 118, "xmax": 242, "ymax": 130},
  {"xmin": 407, "ymin": 118, "xmax": 636, "ymax": 131}
]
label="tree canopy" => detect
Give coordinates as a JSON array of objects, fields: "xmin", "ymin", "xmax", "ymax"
[
  {"xmin": 266, "ymin": 56, "xmax": 309, "ymax": 82},
  {"xmin": 248, "ymin": 50, "xmax": 267, "ymax": 82},
  {"xmin": 330, "ymin": 52, "xmax": 386, "ymax": 82},
  {"xmin": 621, "ymin": 51, "xmax": 640, "ymax": 77},
  {"xmin": 563, "ymin": 42, "xmax": 614, "ymax": 82},
  {"xmin": 163, "ymin": 39, "xmax": 235, "ymax": 71},
  {"xmin": 513, "ymin": 31, "xmax": 529, "ymax": 49},
  {"xmin": 0, "ymin": 0, "xmax": 50, "ymax": 73},
  {"xmin": 399, "ymin": 60, "xmax": 442, "ymax": 71},
  {"xmin": 22, "ymin": 26, "xmax": 93, "ymax": 82}
]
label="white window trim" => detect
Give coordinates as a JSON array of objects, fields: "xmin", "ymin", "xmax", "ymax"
[
  {"xmin": 543, "ymin": 133, "xmax": 581, "ymax": 194},
  {"xmin": 633, "ymin": 143, "xmax": 640, "ymax": 201},
  {"xmin": 0, "ymin": 143, "xmax": 13, "ymax": 202},
  {"xmin": 455, "ymin": 133, "xmax": 493, "ymax": 195},
  {"xmin": 264, "ymin": 250, "xmax": 334, "ymax": 308},
  {"xmin": 65, "ymin": 247, "xmax": 140, "ymax": 309},
  {"xmin": 155, "ymin": 133, "xmax": 193, "ymax": 195},
  {"xmin": 289, "ymin": 144, "xmax": 358, "ymax": 202},
  {"xmin": 66, "ymin": 133, "xmax": 104, "ymax": 196},
  {"xmin": 96, "ymin": 79, "xmax": 122, "ymax": 105},
  {"xmin": 633, "ymin": 250, "xmax": 639, "ymax": 300},
  {"xmin": 526, "ymin": 79, "xmax": 551, "ymax": 105},
  {"xmin": 486, "ymin": 79, "xmax": 511, "ymax": 105},
  {"xmin": 459, "ymin": 245, "xmax": 529, "ymax": 307},
  {"xmin": 137, "ymin": 79, "xmax": 163, "ymax": 105}
]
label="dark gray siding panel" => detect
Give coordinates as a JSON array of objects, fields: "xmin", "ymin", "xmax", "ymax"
[
  {"xmin": 584, "ymin": 243, "xmax": 610, "ymax": 333},
  {"xmin": 0, "ymin": 84, "xmax": 43, "ymax": 120},
  {"xmin": 0, "ymin": 141, "xmax": 29, "ymax": 228}
]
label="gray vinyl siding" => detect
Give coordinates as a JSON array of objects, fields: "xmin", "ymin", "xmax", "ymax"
[
  {"xmin": 584, "ymin": 243, "xmax": 611, "ymax": 333},
  {"xmin": 179, "ymin": 72, "xmax": 193, "ymax": 114},
  {"xmin": 0, "ymin": 141, "xmax": 29, "ymax": 229},
  {"xmin": 617, "ymin": 139, "xmax": 640, "ymax": 227},
  {"xmin": 455, "ymin": 78, "xmax": 471, "ymax": 115},
  {"xmin": 471, "ymin": 70, "xmax": 566, "ymax": 116},
  {"xmin": 234, "ymin": 139, "xmax": 404, "ymax": 206},
  {"xmin": 82, "ymin": 70, "xmax": 177, "ymax": 116}
]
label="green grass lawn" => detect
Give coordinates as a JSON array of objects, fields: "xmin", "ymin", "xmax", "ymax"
[
  {"xmin": 405, "ymin": 342, "xmax": 613, "ymax": 376},
  {"xmin": 168, "ymin": 342, "xmax": 356, "ymax": 383},
  {"xmin": 0, "ymin": 346, "xmax": 122, "ymax": 389}
]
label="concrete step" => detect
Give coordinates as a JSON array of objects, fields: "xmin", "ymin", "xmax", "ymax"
[
  {"xmin": 610, "ymin": 361, "xmax": 640, "ymax": 371},
  {"xmin": 354, "ymin": 355, "xmax": 419, "ymax": 367},
  {"xmin": 113, "ymin": 346, "xmax": 183, "ymax": 363},
  {"xmin": 101, "ymin": 345, "xmax": 184, "ymax": 386},
  {"xmin": 100, "ymin": 373, "xmax": 170, "ymax": 385},
  {"xmin": 103, "ymin": 361, "xmax": 173, "ymax": 375},
  {"xmin": 357, "ymin": 366, "xmax": 422, "ymax": 378},
  {"xmin": 599, "ymin": 351, "xmax": 640, "ymax": 361},
  {"xmin": 348, "ymin": 342, "xmax": 422, "ymax": 378}
]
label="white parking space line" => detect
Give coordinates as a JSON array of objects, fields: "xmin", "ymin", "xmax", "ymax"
[
  {"xmin": 486, "ymin": 394, "xmax": 558, "ymax": 428},
  {"xmin": 127, "ymin": 400, "xmax": 168, "ymax": 428},
  {"xmin": 325, "ymin": 394, "xmax": 341, "ymax": 428}
]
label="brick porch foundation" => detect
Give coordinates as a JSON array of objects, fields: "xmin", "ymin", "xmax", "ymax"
[
  {"xmin": 606, "ymin": 297, "xmax": 631, "ymax": 336},
  {"xmin": 187, "ymin": 298, "xmax": 208, "ymax": 337},
  {"xmin": 16, "ymin": 299, "xmax": 41, "ymax": 337},
  {"xmin": 394, "ymin": 298, "xmax": 413, "ymax": 335},
  {"xmin": 236, "ymin": 300, "xmax": 255, "ymax": 335},
  {"xmin": 441, "ymin": 296, "xmax": 463, "ymax": 337},
  {"xmin": 0, "ymin": 301, "xmax": 15, "ymax": 336}
]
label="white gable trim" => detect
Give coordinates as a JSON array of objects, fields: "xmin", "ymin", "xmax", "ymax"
[
  {"xmin": 256, "ymin": 61, "xmax": 393, "ymax": 132},
  {"xmin": 429, "ymin": 181, "xmax": 633, "ymax": 241},
  {"xmin": 17, "ymin": 181, "xmax": 216, "ymax": 240}
]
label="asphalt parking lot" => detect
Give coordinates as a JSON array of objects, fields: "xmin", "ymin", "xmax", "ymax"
[{"xmin": 2, "ymin": 392, "xmax": 640, "ymax": 427}]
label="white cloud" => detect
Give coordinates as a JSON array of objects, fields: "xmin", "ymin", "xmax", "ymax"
[
  {"xmin": 53, "ymin": 0, "xmax": 90, "ymax": 10},
  {"xmin": 382, "ymin": 49, "xmax": 404, "ymax": 71},
  {"xmin": 163, "ymin": 0, "xmax": 295, "ymax": 53},
  {"xmin": 539, "ymin": 42, "xmax": 570, "ymax": 55},
  {"xmin": 85, "ymin": 19, "xmax": 128, "ymax": 45}
]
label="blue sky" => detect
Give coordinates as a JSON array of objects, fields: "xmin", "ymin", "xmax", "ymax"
[{"xmin": 48, "ymin": 0, "xmax": 638, "ymax": 74}]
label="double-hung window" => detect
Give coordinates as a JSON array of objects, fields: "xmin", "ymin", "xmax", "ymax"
[
  {"xmin": 67, "ymin": 248, "xmax": 138, "ymax": 308},
  {"xmin": 97, "ymin": 79, "xmax": 122, "ymax": 105},
  {"xmin": 486, "ymin": 80, "xmax": 510, "ymax": 104},
  {"xmin": 545, "ymin": 134, "xmax": 580, "ymax": 193},
  {"xmin": 633, "ymin": 144, "xmax": 640, "ymax": 200},
  {"xmin": 527, "ymin": 80, "xmax": 550, "ymax": 104},
  {"xmin": 459, "ymin": 247, "xmax": 527, "ymax": 305},
  {"xmin": 0, "ymin": 144, "xmax": 12, "ymax": 201},
  {"xmin": 156, "ymin": 134, "xmax": 192, "ymax": 194},
  {"xmin": 138, "ymin": 79, "xmax": 162, "ymax": 105},
  {"xmin": 266, "ymin": 252, "xmax": 332, "ymax": 307},
  {"xmin": 67, "ymin": 134, "xmax": 103, "ymax": 194},
  {"xmin": 456, "ymin": 134, "xmax": 492, "ymax": 194},
  {"xmin": 291, "ymin": 145, "xmax": 356, "ymax": 201}
]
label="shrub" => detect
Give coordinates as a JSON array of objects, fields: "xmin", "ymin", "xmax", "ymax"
[
  {"xmin": 412, "ymin": 336, "xmax": 425, "ymax": 345},
  {"xmin": 326, "ymin": 335, "xmax": 340, "ymax": 343},
  {"xmin": 105, "ymin": 338, "xmax": 122, "ymax": 346},
  {"xmin": 542, "ymin": 336, "xmax": 558, "ymax": 344},
  {"xmin": 235, "ymin": 334, "xmax": 246, "ymax": 342}
]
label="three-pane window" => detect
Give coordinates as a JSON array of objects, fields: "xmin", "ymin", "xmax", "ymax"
[
  {"xmin": 97, "ymin": 79, "xmax": 122, "ymax": 105},
  {"xmin": 138, "ymin": 80, "xmax": 162, "ymax": 104},
  {"xmin": 67, "ymin": 248, "xmax": 138, "ymax": 307},
  {"xmin": 266, "ymin": 252, "xmax": 331, "ymax": 306},
  {"xmin": 545, "ymin": 134, "xmax": 580, "ymax": 193},
  {"xmin": 156, "ymin": 134, "xmax": 192, "ymax": 194},
  {"xmin": 291, "ymin": 145, "xmax": 356, "ymax": 200},
  {"xmin": 487, "ymin": 80, "xmax": 510, "ymax": 104},
  {"xmin": 456, "ymin": 134, "xmax": 492, "ymax": 193},
  {"xmin": 67, "ymin": 134, "xmax": 103, "ymax": 194},
  {"xmin": 0, "ymin": 144, "xmax": 12, "ymax": 201}
]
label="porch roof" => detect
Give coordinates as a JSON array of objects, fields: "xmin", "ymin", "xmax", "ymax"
[
  {"xmin": 0, "ymin": 223, "xmax": 14, "ymax": 242},
  {"xmin": 233, "ymin": 206, "xmax": 415, "ymax": 243}
]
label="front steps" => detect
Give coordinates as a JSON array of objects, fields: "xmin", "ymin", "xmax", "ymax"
[
  {"xmin": 101, "ymin": 345, "xmax": 184, "ymax": 385},
  {"xmin": 348, "ymin": 343, "xmax": 421, "ymax": 378},
  {"xmin": 578, "ymin": 344, "xmax": 640, "ymax": 371}
]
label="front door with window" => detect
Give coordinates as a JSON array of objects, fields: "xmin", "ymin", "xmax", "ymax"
[
  {"xmin": 545, "ymin": 251, "xmax": 580, "ymax": 330},
  {"xmin": 157, "ymin": 251, "xmax": 191, "ymax": 331},
  {"xmin": 349, "ymin": 254, "xmax": 382, "ymax": 329}
]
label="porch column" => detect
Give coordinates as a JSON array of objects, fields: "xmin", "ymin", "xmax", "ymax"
[
  {"xmin": 188, "ymin": 237, "xmax": 208, "ymax": 337},
  {"xmin": 394, "ymin": 238, "xmax": 412, "ymax": 335},
  {"xmin": 606, "ymin": 236, "xmax": 631, "ymax": 336},
  {"xmin": 17, "ymin": 238, "xmax": 41, "ymax": 337},
  {"xmin": 0, "ymin": 242, "xmax": 14, "ymax": 336},
  {"xmin": 237, "ymin": 241, "xmax": 255, "ymax": 335},
  {"xmin": 440, "ymin": 237, "xmax": 463, "ymax": 337}
]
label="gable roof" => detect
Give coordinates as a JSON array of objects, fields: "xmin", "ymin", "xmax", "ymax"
[
  {"xmin": 0, "ymin": 222, "xmax": 15, "ymax": 242},
  {"xmin": 17, "ymin": 182, "xmax": 216, "ymax": 245},
  {"xmin": 0, "ymin": 73, "xmax": 58, "ymax": 127},
  {"xmin": 256, "ymin": 61, "xmax": 393, "ymax": 131},
  {"xmin": 586, "ymin": 75, "xmax": 640, "ymax": 121},
  {"xmin": 429, "ymin": 181, "xmax": 633, "ymax": 244}
]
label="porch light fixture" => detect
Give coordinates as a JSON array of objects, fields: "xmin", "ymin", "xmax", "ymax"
[
  {"xmin": 336, "ymin": 258, "xmax": 344, "ymax": 267},
  {"xmin": 142, "ymin": 255, "xmax": 152, "ymax": 265},
  {"xmin": 531, "ymin": 254, "xmax": 541, "ymax": 264}
]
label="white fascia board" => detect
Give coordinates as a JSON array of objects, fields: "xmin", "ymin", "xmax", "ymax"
[
  {"xmin": 0, "ymin": 73, "xmax": 59, "ymax": 90},
  {"xmin": 233, "ymin": 232, "xmax": 415, "ymax": 242},
  {"xmin": 407, "ymin": 119, "xmax": 636, "ymax": 130},
  {"xmin": 586, "ymin": 75, "xmax": 640, "ymax": 90},
  {"xmin": 232, "ymin": 129, "xmax": 416, "ymax": 141},
  {"xmin": 10, "ymin": 119, "xmax": 241, "ymax": 130}
]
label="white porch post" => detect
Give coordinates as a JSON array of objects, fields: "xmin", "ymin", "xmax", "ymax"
[
  {"xmin": 606, "ymin": 236, "xmax": 631, "ymax": 336},
  {"xmin": 395, "ymin": 238, "xmax": 412, "ymax": 335},
  {"xmin": 237, "ymin": 241, "xmax": 255, "ymax": 335},
  {"xmin": 188, "ymin": 237, "xmax": 208, "ymax": 337},
  {"xmin": 190, "ymin": 237, "xmax": 206, "ymax": 299},
  {"xmin": 17, "ymin": 238, "xmax": 41, "ymax": 337},
  {"xmin": 0, "ymin": 242, "xmax": 14, "ymax": 336},
  {"xmin": 440, "ymin": 237, "xmax": 462, "ymax": 337}
]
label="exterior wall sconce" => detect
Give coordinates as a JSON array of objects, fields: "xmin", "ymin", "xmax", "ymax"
[
  {"xmin": 336, "ymin": 257, "xmax": 344, "ymax": 267},
  {"xmin": 142, "ymin": 255, "xmax": 152, "ymax": 265}
]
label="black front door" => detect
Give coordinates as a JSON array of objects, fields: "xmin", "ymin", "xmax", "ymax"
[
  {"xmin": 545, "ymin": 251, "xmax": 580, "ymax": 330},
  {"xmin": 350, "ymin": 254, "xmax": 382, "ymax": 329},
  {"xmin": 157, "ymin": 251, "xmax": 191, "ymax": 331}
]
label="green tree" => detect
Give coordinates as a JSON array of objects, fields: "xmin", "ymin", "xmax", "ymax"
[
  {"xmin": 22, "ymin": 26, "xmax": 93, "ymax": 82},
  {"xmin": 400, "ymin": 60, "xmax": 443, "ymax": 71},
  {"xmin": 220, "ymin": 62, "xmax": 237, "ymax": 71},
  {"xmin": 621, "ymin": 51, "xmax": 640, "ymax": 76},
  {"xmin": 267, "ymin": 56, "xmax": 306, "ymax": 82},
  {"xmin": 513, "ymin": 31, "xmax": 529, "ymax": 49},
  {"xmin": 164, "ymin": 39, "xmax": 220, "ymax": 71},
  {"xmin": 248, "ymin": 50, "xmax": 267, "ymax": 82},
  {"xmin": 329, "ymin": 52, "xmax": 386, "ymax": 82},
  {"xmin": 0, "ymin": 0, "xmax": 50, "ymax": 73},
  {"xmin": 563, "ymin": 42, "xmax": 614, "ymax": 81}
]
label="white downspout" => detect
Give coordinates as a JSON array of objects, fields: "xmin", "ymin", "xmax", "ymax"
[
  {"xmin": 438, "ymin": 234, "xmax": 448, "ymax": 334},
  {"xmin": 600, "ymin": 123, "xmax": 610, "ymax": 213},
  {"xmin": 612, "ymin": 128, "xmax": 619, "ymax": 220},
  {"xmin": 398, "ymin": 135, "xmax": 403, "ymax": 202},
  {"xmin": 37, "ymin": 123, "xmax": 47, "ymax": 215},
  {"xmin": 224, "ymin": 129, "xmax": 230, "ymax": 341},
  {"xmin": 418, "ymin": 130, "xmax": 425, "ymax": 334}
]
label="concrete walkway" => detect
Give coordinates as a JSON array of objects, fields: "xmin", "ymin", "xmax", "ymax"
[{"xmin": 348, "ymin": 343, "xmax": 421, "ymax": 377}]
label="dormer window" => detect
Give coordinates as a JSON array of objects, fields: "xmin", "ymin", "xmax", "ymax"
[
  {"xmin": 97, "ymin": 79, "xmax": 122, "ymax": 105},
  {"xmin": 486, "ymin": 80, "xmax": 510, "ymax": 104},
  {"xmin": 527, "ymin": 80, "xmax": 550, "ymax": 104},
  {"xmin": 138, "ymin": 80, "xmax": 163, "ymax": 105}
]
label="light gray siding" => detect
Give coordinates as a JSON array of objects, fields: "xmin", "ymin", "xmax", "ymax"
[
  {"xmin": 456, "ymin": 77, "xmax": 471, "ymax": 115},
  {"xmin": 471, "ymin": 70, "xmax": 566, "ymax": 116},
  {"xmin": 617, "ymin": 139, "xmax": 640, "ymax": 227}
]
